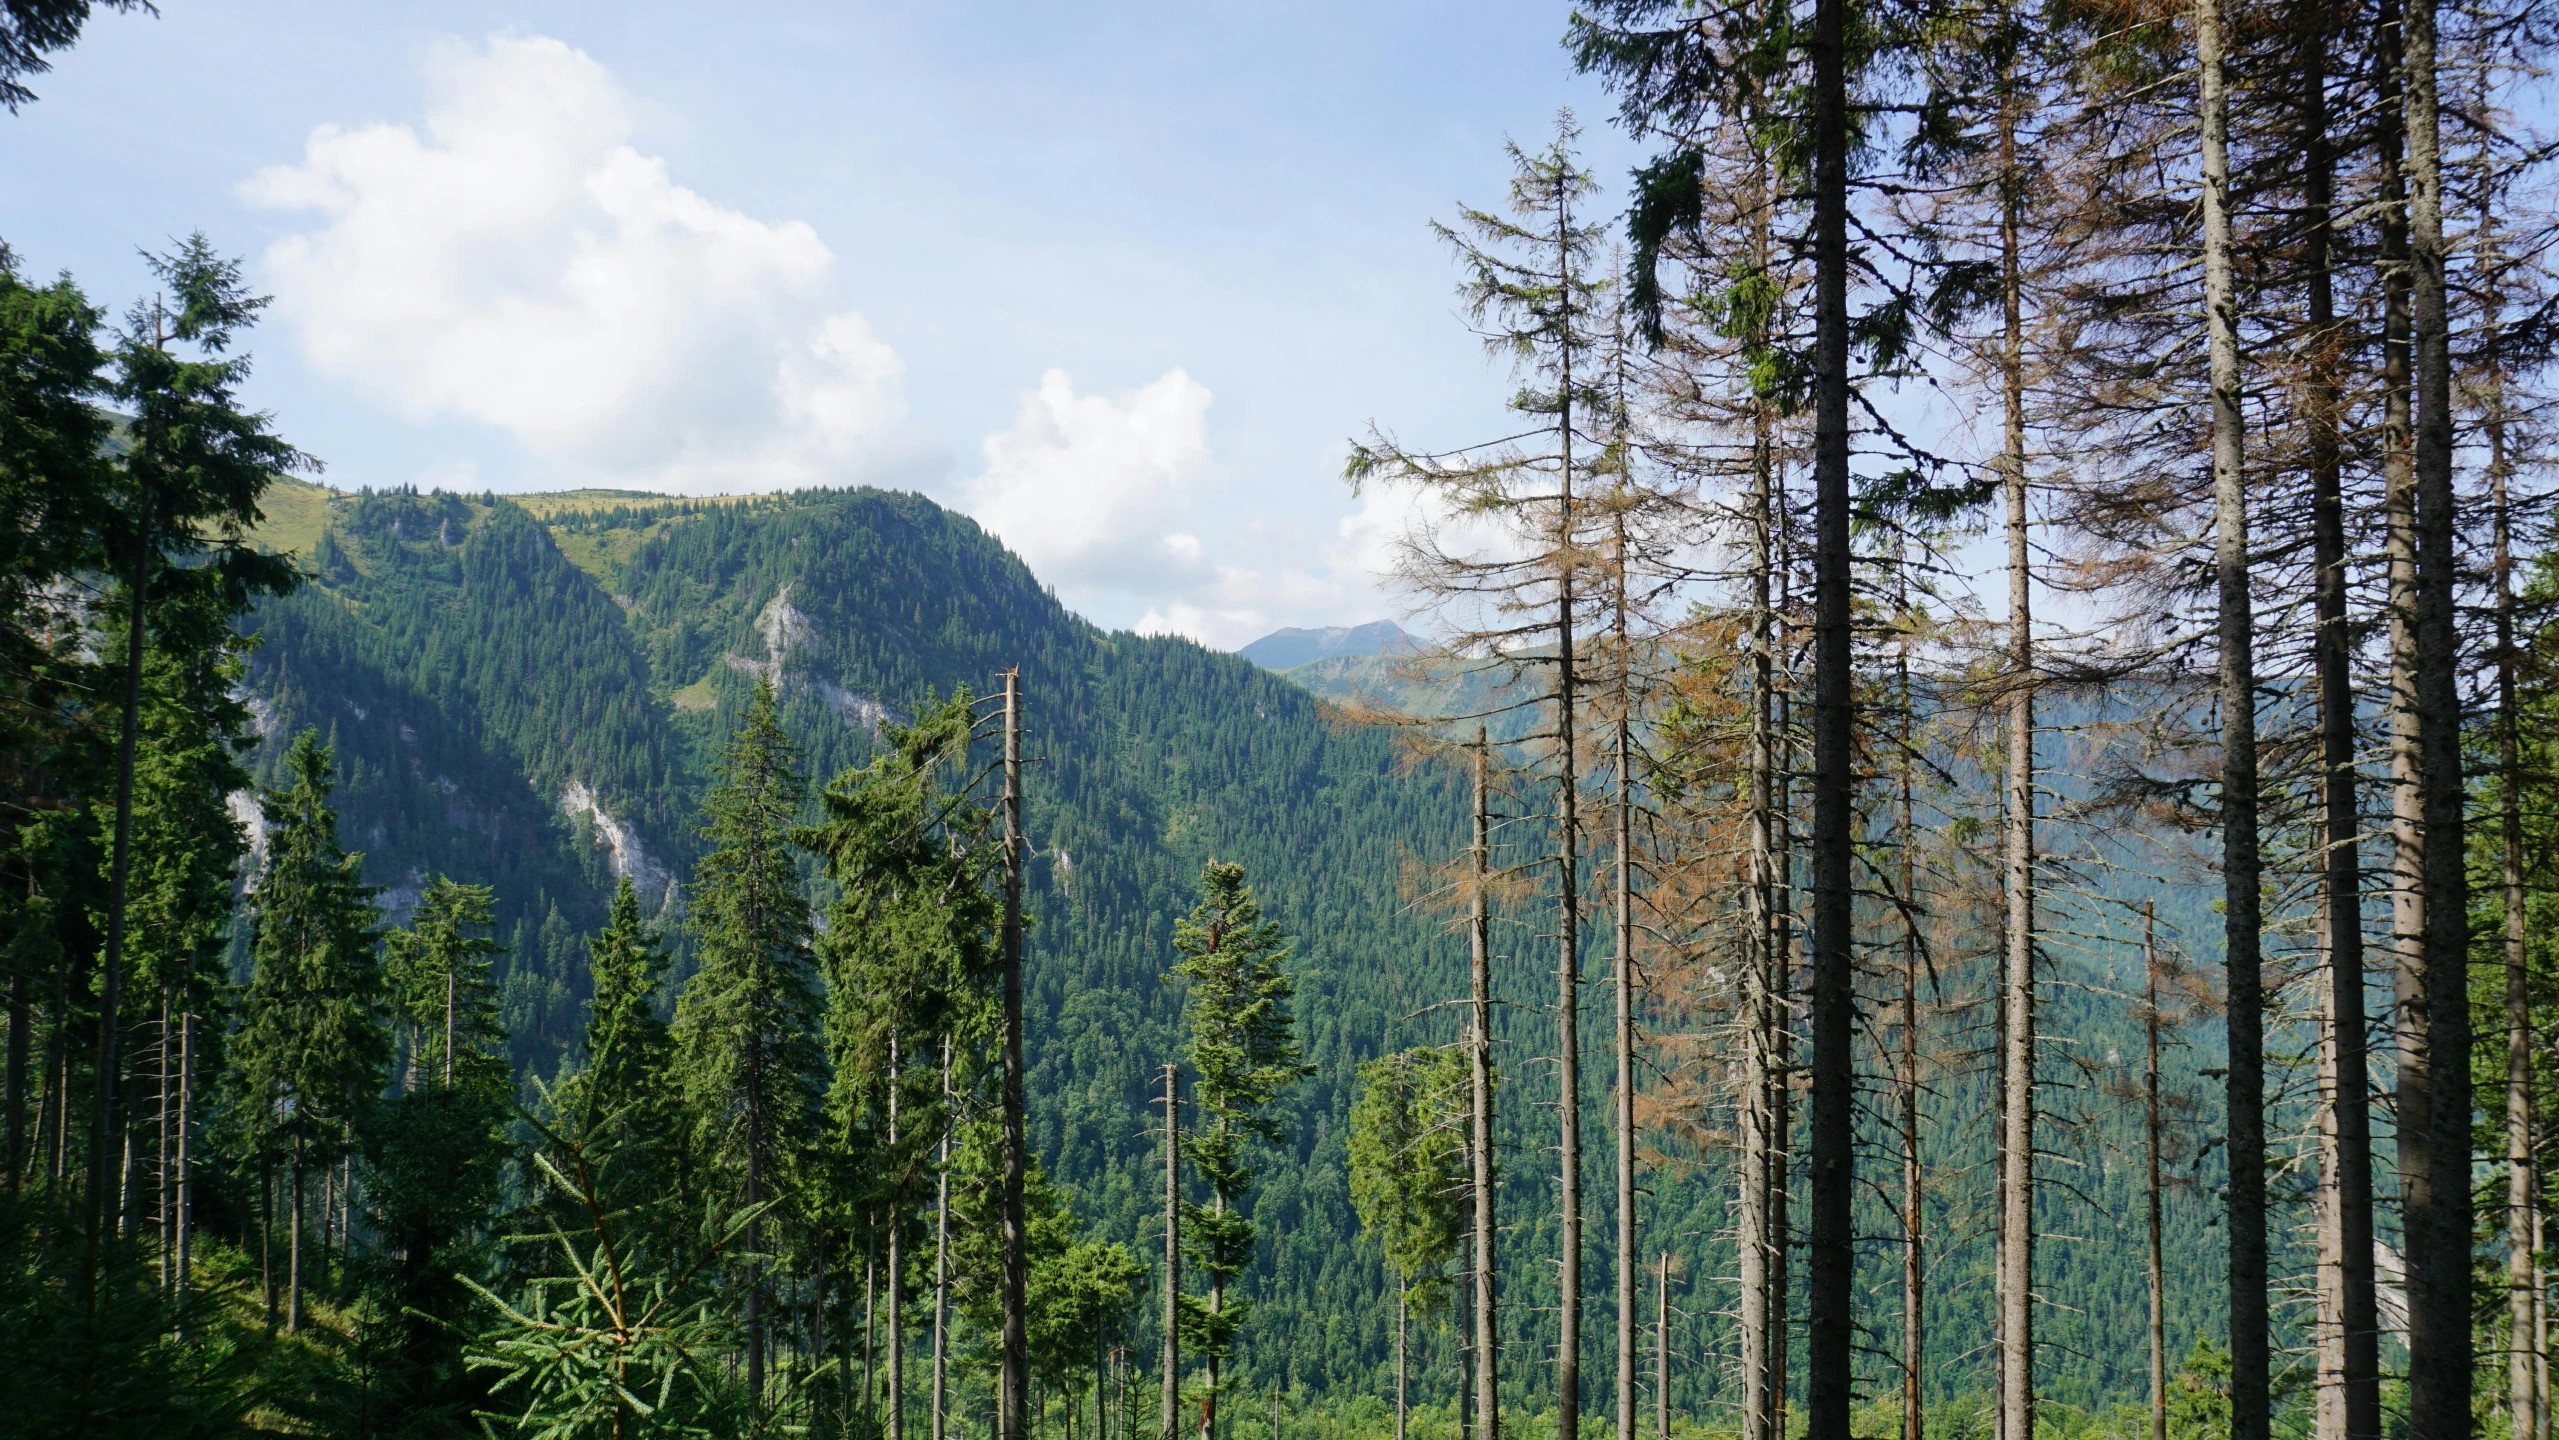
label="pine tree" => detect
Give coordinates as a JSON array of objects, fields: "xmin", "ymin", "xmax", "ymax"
[
  {"xmin": 1169, "ymin": 861, "xmax": 1311, "ymax": 1440},
  {"xmin": 231, "ymin": 728, "xmax": 385, "ymax": 1333},
  {"xmin": 670, "ymin": 676, "xmax": 820, "ymax": 1409}
]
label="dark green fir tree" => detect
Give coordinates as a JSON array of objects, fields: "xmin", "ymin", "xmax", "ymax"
[
  {"xmin": 1170, "ymin": 860, "xmax": 1311, "ymax": 1439},
  {"xmin": 230, "ymin": 728, "xmax": 384, "ymax": 1333},
  {"xmin": 669, "ymin": 676, "xmax": 820, "ymax": 1409}
]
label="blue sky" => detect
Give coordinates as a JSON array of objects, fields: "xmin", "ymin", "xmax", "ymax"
[{"xmin": 3, "ymin": 1, "xmax": 1646, "ymax": 646}]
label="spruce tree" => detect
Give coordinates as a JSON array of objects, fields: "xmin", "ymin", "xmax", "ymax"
[
  {"xmin": 1349, "ymin": 1045, "xmax": 1468, "ymax": 1440},
  {"xmin": 383, "ymin": 876, "xmax": 508, "ymax": 1098},
  {"xmin": 566, "ymin": 875, "xmax": 676, "ymax": 1190},
  {"xmin": 231, "ymin": 728, "xmax": 385, "ymax": 1333},
  {"xmin": 670, "ymin": 676, "xmax": 820, "ymax": 1409},
  {"xmin": 1169, "ymin": 860, "xmax": 1310, "ymax": 1440}
]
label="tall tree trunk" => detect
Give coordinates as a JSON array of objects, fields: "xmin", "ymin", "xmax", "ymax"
[
  {"xmin": 1553, "ymin": 176, "xmax": 1586, "ymax": 1440},
  {"xmin": 288, "ymin": 1139, "xmax": 305, "ymax": 1334},
  {"xmin": 2301, "ymin": 4, "xmax": 2381, "ymax": 1430},
  {"xmin": 2494, "ymin": 248, "xmax": 2542, "ymax": 1440},
  {"xmin": 1002, "ymin": 670, "xmax": 1031, "ymax": 1440},
  {"xmin": 2198, "ymin": 1, "xmax": 2269, "ymax": 1432},
  {"xmin": 158, "ymin": 988, "xmax": 171, "ymax": 1289},
  {"xmin": 1396, "ymin": 1275, "xmax": 1409, "ymax": 1440},
  {"xmin": 94, "ymin": 492, "xmax": 148, "ymax": 1257},
  {"xmin": 2400, "ymin": 1, "xmax": 2476, "ymax": 1430},
  {"xmin": 1772, "ymin": 480, "xmax": 1797, "ymax": 1440},
  {"xmin": 1898, "ymin": 595, "xmax": 1925, "ymax": 1440},
  {"xmin": 1655, "ymin": 1252, "xmax": 1670, "ymax": 1440},
  {"xmin": 1613, "ymin": 510, "xmax": 1639, "ymax": 1440},
  {"xmin": 936, "ymin": 1040, "xmax": 954, "ymax": 1440},
  {"xmin": 1740, "ymin": 161, "xmax": 1783, "ymax": 1440},
  {"xmin": 1995, "ymin": 84, "xmax": 2037, "ymax": 1440},
  {"xmin": 747, "ymin": 1045, "xmax": 766, "ymax": 1407},
  {"xmin": 892, "ymin": 1035, "xmax": 907, "ymax": 1440},
  {"xmin": 1804, "ymin": 0, "xmax": 1856, "ymax": 1422},
  {"xmin": 175, "ymin": 1009, "xmax": 191, "ymax": 1311},
  {"xmin": 1471, "ymin": 731, "xmax": 1499, "ymax": 1440},
  {"xmin": 1161, "ymin": 1063, "xmax": 1182, "ymax": 1440},
  {"xmin": 5, "ymin": 945, "xmax": 24, "ymax": 1194},
  {"xmin": 2145, "ymin": 906, "xmax": 2167, "ymax": 1440}
]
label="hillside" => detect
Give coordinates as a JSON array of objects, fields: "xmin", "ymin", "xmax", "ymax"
[{"xmin": 235, "ymin": 479, "xmax": 2243, "ymax": 1421}]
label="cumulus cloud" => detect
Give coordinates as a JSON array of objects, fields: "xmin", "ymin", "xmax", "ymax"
[
  {"xmin": 244, "ymin": 34, "xmax": 917, "ymax": 491},
  {"xmin": 961, "ymin": 368, "xmax": 1391, "ymax": 647}
]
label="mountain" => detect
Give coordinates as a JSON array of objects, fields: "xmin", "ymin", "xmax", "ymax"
[
  {"xmin": 235, "ymin": 479, "xmax": 2233, "ymax": 1418},
  {"xmin": 1237, "ymin": 619, "xmax": 1418, "ymax": 670}
]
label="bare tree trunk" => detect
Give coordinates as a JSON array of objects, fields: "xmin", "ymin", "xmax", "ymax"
[
  {"xmin": 1805, "ymin": 0, "xmax": 1856, "ymax": 1417},
  {"xmin": 936, "ymin": 1039, "xmax": 954, "ymax": 1440},
  {"xmin": 2401, "ymin": 3, "xmax": 2476, "ymax": 1432},
  {"xmin": 1002, "ymin": 670, "xmax": 1031, "ymax": 1440},
  {"xmin": 1396, "ymin": 1275, "xmax": 1409, "ymax": 1440},
  {"xmin": 1552, "ymin": 179, "xmax": 1586, "ymax": 1440},
  {"xmin": 5, "ymin": 945, "xmax": 24, "ymax": 1194},
  {"xmin": 1613, "ymin": 509, "xmax": 1639, "ymax": 1440},
  {"xmin": 1161, "ymin": 1063, "xmax": 1182, "ymax": 1440},
  {"xmin": 2198, "ymin": 2, "xmax": 2269, "ymax": 1432},
  {"xmin": 1740, "ymin": 170, "xmax": 1783, "ymax": 1440},
  {"xmin": 747, "ymin": 1043, "xmax": 767, "ymax": 1407},
  {"xmin": 1995, "ymin": 86, "xmax": 2037, "ymax": 1440},
  {"xmin": 2300, "ymin": 6, "xmax": 2381, "ymax": 1429},
  {"xmin": 1471, "ymin": 731, "xmax": 1499, "ymax": 1440},
  {"xmin": 2145, "ymin": 906, "xmax": 2166, "ymax": 1440},
  {"xmin": 1656, "ymin": 1253, "xmax": 1670, "ymax": 1440},
  {"xmin": 288, "ymin": 1139, "xmax": 305, "ymax": 1334},
  {"xmin": 2491, "ymin": 241, "xmax": 2539, "ymax": 1440},
  {"xmin": 175, "ymin": 1009, "xmax": 191, "ymax": 1311},
  {"xmin": 93, "ymin": 490, "xmax": 149, "ymax": 1259},
  {"xmin": 892, "ymin": 1034, "xmax": 907, "ymax": 1440},
  {"xmin": 1900, "ymin": 647, "xmax": 1924, "ymax": 1440},
  {"xmin": 158, "ymin": 988, "xmax": 171, "ymax": 1289},
  {"xmin": 1772, "ymin": 492, "xmax": 1797, "ymax": 1440}
]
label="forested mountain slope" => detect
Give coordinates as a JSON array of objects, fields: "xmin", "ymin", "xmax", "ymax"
[{"xmin": 237, "ymin": 480, "xmax": 2237, "ymax": 1421}]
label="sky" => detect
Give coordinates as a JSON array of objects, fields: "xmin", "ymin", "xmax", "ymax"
[{"xmin": 2, "ymin": 1, "xmax": 1648, "ymax": 649}]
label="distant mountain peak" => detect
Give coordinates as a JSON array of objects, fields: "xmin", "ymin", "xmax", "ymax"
[{"xmin": 1237, "ymin": 620, "xmax": 1419, "ymax": 670}]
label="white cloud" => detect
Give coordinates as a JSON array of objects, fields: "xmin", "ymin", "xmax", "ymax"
[
  {"xmin": 963, "ymin": 368, "xmax": 1398, "ymax": 647},
  {"xmin": 244, "ymin": 34, "xmax": 918, "ymax": 491}
]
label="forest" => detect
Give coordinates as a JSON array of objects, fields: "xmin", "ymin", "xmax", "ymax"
[{"xmin": 3, "ymin": 0, "xmax": 2558, "ymax": 1437}]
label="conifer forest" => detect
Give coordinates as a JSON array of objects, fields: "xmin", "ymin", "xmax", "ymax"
[{"xmin": 8, "ymin": 0, "xmax": 2559, "ymax": 1437}]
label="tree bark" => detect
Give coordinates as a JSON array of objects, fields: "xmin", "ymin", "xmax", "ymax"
[
  {"xmin": 1995, "ymin": 83, "xmax": 2037, "ymax": 1440},
  {"xmin": 288, "ymin": 1140, "xmax": 305, "ymax": 1334},
  {"xmin": 2145, "ymin": 906, "xmax": 2167, "ymax": 1440},
  {"xmin": 1740, "ymin": 155, "xmax": 1784, "ymax": 1440},
  {"xmin": 1613, "ymin": 510, "xmax": 1639, "ymax": 1440},
  {"xmin": 2493, "ymin": 226, "xmax": 2542, "ymax": 1440},
  {"xmin": 892, "ymin": 1035, "xmax": 907, "ymax": 1440},
  {"xmin": 94, "ymin": 488, "xmax": 149, "ymax": 1256},
  {"xmin": 936, "ymin": 1039, "xmax": 954, "ymax": 1440},
  {"xmin": 1900, "ymin": 601, "xmax": 1926, "ymax": 1440},
  {"xmin": 1471, "ymin": 731, "xmax": 1500, "ymax": 1440},
  {"xmin": 2198, "ymin": 3, "xmax": 2269, "ymax": 1434},
  {"xmin": 1162, "ymin": 1063, "xmax": 1182, "ymax": 1440},
  {"xmin": 1805, "ymin": 0, "xmax": 1855, "ymax": 1422},
  {"xmin": 1552, "ymin": 168, "xmax": 1586, "ymax": 1440},
  {"xmin": 2400, "ymin": 5, "xmax": 2475, "ymax": 1434},
  {"xmin": 2301, "ymin": 4, "xmax": 2381, "ymax": 1430},
  {"xmin": 1002, "ymin": 670, "xmax": 1031, "ymax": 1440}
]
